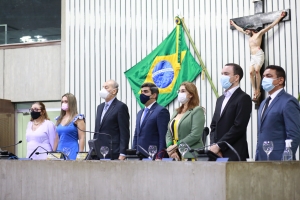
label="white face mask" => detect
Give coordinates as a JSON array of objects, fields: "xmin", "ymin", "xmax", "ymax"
[
  {"xmin": 99, "ymin": 89, "xmax": 109, "ymax": 99},
  {"xmin": 177, "ymin": 92, "xmax": 189, "ymax": 104}
]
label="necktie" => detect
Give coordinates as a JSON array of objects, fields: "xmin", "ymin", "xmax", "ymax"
[
  {"xmin": 261, "ymin": 96, "xmax": 271, "ymax": 120},
  {"xmin": 101, "ymin": 103, "xmax": 109, "ymax": 123},
  {"xmin": 140, "ymin": 108, "xmax": 149, "ymax": 127}
]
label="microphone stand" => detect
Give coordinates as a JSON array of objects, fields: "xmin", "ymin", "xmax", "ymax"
[
  {"xmin": 134, "ymin": 145, "xmax": 151, "ymax": 159},
  {"xmin": 29, "ymin": 146, "xmax": 67, "ymax": 160},
  {"xmin": 217, "ymin": 141, "xmax": 241, "ymax": 161},
  {"xmin": 181, "ymin": 141, "xmax": 197, "ymax": 160},
  {"xmin": 28, "ymin": 146, "xmax": 41, "ymax": 159},
  {"xmin": 75, "ymin": 125, "xmax": 113, "ymax": 160},
  {"xmin": 35, "ymin": 151, "xmax": 61, "ymax": 159},
  {"xmin": 191, "ymin": 142, "xmax": 241, "ymax": 161},
  {"xmin": 0, "ymin": 140, "xmax": 22, "ymax": 151}
]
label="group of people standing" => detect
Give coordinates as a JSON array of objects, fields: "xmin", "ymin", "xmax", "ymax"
[
  {"xmin": 26, "ymin": 93, "xmax": 85, "ymax": 160},
  {"xmin": 26, "ymin": 63, "xmax": 300, "ymax": 161}
]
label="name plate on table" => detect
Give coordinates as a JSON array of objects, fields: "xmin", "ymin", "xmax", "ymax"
[
  {"xmin": 47, "ymin": 153, "xmax": 63, "ymax": 160},
  {"xmin": 76, "ymin": 152, "xmax": 88, "ymax": 161}
]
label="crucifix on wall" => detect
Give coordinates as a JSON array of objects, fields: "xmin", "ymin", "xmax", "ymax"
[{"xmin": 229, "ymin": 0, "xmax": 290, "ymax": 106}]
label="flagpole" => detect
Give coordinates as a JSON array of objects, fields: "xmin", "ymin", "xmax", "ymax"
[{"xmin": 176, "ymin": 17, "xmax": 219, "ymax": 98}]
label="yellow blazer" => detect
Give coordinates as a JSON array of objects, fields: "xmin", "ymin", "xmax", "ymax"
[{"xmin": 166, "ymin": 106, "xmax": 205, "ymax": 158}]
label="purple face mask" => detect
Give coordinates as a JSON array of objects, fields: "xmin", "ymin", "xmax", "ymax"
[{"xmin": 61, "ymin": 103, "xmax": 68, "ymax": 111}]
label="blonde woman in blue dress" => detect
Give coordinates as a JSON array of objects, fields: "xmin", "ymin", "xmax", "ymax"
[{"xmin": 56, "ymin": 93, "xmax": 86, "ymax": 160}]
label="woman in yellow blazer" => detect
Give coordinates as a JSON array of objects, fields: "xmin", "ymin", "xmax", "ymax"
[{"xmin": 166, "ymin": 82, "xmax": 205, "ymax": 160}]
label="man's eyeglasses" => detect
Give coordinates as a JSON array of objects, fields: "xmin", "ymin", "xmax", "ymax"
[{"xmin": 29, "ymin": 108, "xmax": 41, "ymax": 112}]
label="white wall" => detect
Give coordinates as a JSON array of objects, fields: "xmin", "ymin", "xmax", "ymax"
[
  {"xmin": 0, "ymin": 44, "xmax": 63, "ymax": 102},
  {"xmin": 62, "ymin": 0, "xmax": 300, "ymax": 159}
]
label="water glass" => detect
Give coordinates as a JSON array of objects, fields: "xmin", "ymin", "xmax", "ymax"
[{"xmin": 100, "ymin": 146, "xmax": 109, "ymax": 159}]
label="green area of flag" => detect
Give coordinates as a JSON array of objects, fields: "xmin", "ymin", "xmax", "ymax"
[{"xmin": 124, "ymin": 25, "xmax": 202, "ymax": 108}]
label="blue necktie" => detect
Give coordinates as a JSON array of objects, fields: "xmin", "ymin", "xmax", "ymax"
[{"xmin": 140, "ymin": 108, "xmax": 149, "ymax": 127}]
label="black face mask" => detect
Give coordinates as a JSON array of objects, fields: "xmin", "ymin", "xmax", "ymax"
[
  {"xmin": 31, "ymin": 111, "xmax": 41, "ymax": 119},
  {"xmin": 140, "ymin": 94, "xmax": 150, "ymax": 104}
]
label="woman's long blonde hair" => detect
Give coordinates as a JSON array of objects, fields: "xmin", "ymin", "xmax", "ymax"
[{"xmin": 56, "ymin": 93, "xmax": 78, "ymax": 126}]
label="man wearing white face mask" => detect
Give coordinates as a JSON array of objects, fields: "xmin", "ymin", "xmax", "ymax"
[
  {"xmin": 255, "ymin": 65, "xmax": 300, "ymax": 161},
  {"xmin": 94, "ymin": 80, "xmax": 130, "ymax": 160},
  {"xmin": 210, "ymin": 63, "xmax": 252, "ymax": 161}
]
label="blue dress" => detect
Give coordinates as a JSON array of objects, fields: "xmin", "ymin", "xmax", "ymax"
[{"xmin": 56, "ymin": 114, "xmax": 85, "ymax": 160}]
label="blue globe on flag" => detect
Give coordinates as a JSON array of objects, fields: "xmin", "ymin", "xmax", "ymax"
[{"xmin": 152, "ymin": 60, "xmax": 174, "ymax": 88}]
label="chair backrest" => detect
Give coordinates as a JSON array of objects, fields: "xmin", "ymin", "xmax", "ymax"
[{"xmin": 202, "ymin": 127, "xmax": 209, "ymax": 145}]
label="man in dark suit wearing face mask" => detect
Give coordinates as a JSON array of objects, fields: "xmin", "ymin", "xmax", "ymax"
[
  {"xmin": 210, "ymin": 63, "xmax": 252, "ymax": 161},
  {"xmin": 133, "ymin": 82, "xmax": 170, "ymax": 160},
  {"xmin": 255, "ymin": 65, "xmax": 300, "ymax": 161},
  {"xmin": 94, "ymin": 80, "xmax": 130, "ymax": 160}
]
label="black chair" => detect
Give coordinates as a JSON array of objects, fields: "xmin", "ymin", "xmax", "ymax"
[{"xmin": 202, "ymin": 127, "xmax": 209, "ymax": 145}]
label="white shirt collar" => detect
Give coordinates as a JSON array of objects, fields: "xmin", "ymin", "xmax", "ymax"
[
  {"xmin": 268, "ymin": 88, "xmax": 283, "ymax": 101},
  {"xmin": 145, "ymin": 101, "xmax": 156, "ymax": 110},
  {"xmin": 224, "ymin": 85, "xmax": 239, "ymax": 98}
]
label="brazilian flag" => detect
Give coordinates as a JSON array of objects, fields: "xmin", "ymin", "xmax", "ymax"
[{"xmin": 124, "ymin": 21, "xmax": 202, "ymax": 108}]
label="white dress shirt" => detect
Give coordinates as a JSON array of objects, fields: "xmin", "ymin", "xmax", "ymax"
[{"xmin": 220, "ymin": 86, "xmax": 239, "ymax": 115}]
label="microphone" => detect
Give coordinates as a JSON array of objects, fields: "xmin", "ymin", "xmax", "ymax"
[
  {"xmin": 0, "ymin": 140, "xmax": 22, "ymax": 150},
  {"xmin": 190, "ymin": 144, "xmax": 212, "ymax": 153},
  {"xmin": 191, "ymin": 142, "xmax": 241, "ymax": 161},
  {"xmin": 28, "ymin": 146, "xmax": 42, "ymax": 158},
  {"xmin": 217, "ymin": 141, "xmax": 241, "ymax": 161},
  {"xmin": 74, "ymin": 124, "xmax": 114, "ymax": 160},
  {"xmin": 134, "ymin": 144, "xmax": 150, "ymax": 159},
  {"xmin": 35, "ymin": 151, "xmax": 60, "ymax": 159},
  {"xmin": 29, "ymin": 146, "xmax": 66, "ymax": 160},
  {"xmin": 30, "ymin": 146, "xmax": 67, "ymax": 160}
]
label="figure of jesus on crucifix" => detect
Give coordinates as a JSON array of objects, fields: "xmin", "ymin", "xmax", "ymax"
[{"xmin": 230, "ymin": 11, "xmax": 286, "ymax": 102}]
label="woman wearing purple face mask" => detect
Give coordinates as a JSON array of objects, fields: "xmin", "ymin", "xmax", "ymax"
[
  {"xmin": 26, "ymin": 102, "xmax": 58, "ymax": 159},
  {"xmin": 55, "ymin": 93, "xmax": 86, "ymax": 160}
]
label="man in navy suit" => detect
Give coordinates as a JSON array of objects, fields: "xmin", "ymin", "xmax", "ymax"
[
  {"xmin": 255, "ymin": 65, "xmax": 300, "ymax": 161},
  {"xmin": 133, "ymin": 82, "xmax": 170, "ymax": 160},
  {"xmin": 94, "ymin": 80, "xmax": 130, "ymax": 160}
]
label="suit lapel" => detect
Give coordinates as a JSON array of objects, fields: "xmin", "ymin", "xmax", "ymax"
[
  {"xmin": 168, "ymin": 111, "xmax": 178, "ymax": 138},
  {"xmin": 219, "ymin": 88, "xmax": 241, "ymax": 121},
  {"xmin": 100, "ymin": 98, "xmax": 117, "ymax": 128},
  {"xmin": 261, "ymin": 90, "xmax": 285, "ymax": 123},
  {"xmin": 258, "ymin": 99, "xmax": 265, "ymax": 123},
  {"xmin": 178, "ymin": 109, "xmax": 192, "ymax": 128},
  {"xmin": 215, "ymin": 95, "xmax": 225, "ymax": 121},
  {"xmin": 140, "ymin": 102, "xmax": 157, "ymax": 129},
  {"xmin": 136, "ymin": 109, "xmax": 143, "ymax": 133},
  {"xmin": 97, "ymin": 103, "xmax": 105, "ymax": 128}
]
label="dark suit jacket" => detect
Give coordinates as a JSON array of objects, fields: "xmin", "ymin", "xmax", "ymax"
[
  {"xmin": 94, "ymin": 98, "xmax": 130, "ymax": 159},
  {"xmin": 133, "ymin": 102, "xmax": 170, "ymax": 159},
  {"xmin": 210, "ymin": 87, "xmax": 252, "ymax": 161},
  {"xmin": 255, "ymin": 89, "xmax": 300, "ymax": 161}
]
